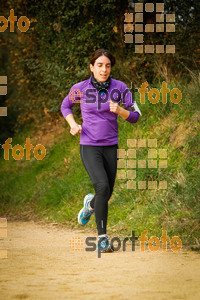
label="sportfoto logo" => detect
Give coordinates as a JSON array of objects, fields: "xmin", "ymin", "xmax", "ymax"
[
  {"xmin": 124, "ymin": 3, "xmax": 176, "ymax": 53},
  {"xmin": 1, "ymin": 138, "xmax": 46, "ymax": 160},
  {"xmin": 0, "ymin": 9, "xmax": 30, "ymax": 32},
  {"xmin": 138, "ymin": 81, "xmax": 182, "ymax": 104},
  {"xmin": 117, "ymin": 139, "xmax": 168, "ymax": 190},
  {"xmin": 69, "ymin": 230, "xmax": 182, "ymax": 258},
  {"xmin": 68, "ymin": 81, "xmax": 181, "ymax": 108}
]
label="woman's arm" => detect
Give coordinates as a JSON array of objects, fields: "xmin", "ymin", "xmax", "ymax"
[
  {"xmin": 65, "ymin": 113, "xmax": 82, "ymax": 136},
  {"xmin": 109, "ymin": 101, "xmax": 130, "ymax": 120},
  {"xmin": 61, "ymin": 85, "xmax": 82, "ymax": 136},
  {"xmin": 109, "ymin": 100, "xmax": 139, "ymax": 123},
  {"xmin": 117, "ymin": 83, "xmax": 141, "ymax": 123}
]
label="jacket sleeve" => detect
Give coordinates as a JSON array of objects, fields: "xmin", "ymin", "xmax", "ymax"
[
  {"xmin": 60, "ymin": 87, "xmax": 76, "ymax": 119},
  {"xmin": 125, "ymin": 110, "xmax": 140, "ymax": 123},
  {"xmin": 121, "ymin": 83, "xmax": 141, "ymax": 124}
]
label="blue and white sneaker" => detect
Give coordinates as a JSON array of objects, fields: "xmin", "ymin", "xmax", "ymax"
[
  {"xmin": 78, "ymin": 193, "xmax": 94, "ymax": 225},
  {"xmin": 97, "ymin": 235, "xmax": 113, "ymax": 253}
]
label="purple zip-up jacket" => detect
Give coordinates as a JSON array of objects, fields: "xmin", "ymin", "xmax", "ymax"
[{"xmin": 61, "ymin": 76, "xmax": 139, "ymax": 146}]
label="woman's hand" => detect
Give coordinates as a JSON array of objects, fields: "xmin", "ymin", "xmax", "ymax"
[
  {"xmin": 65, "ymin": 114, "xmax": 82, "ymax": 135},
  {"xmin": 109, "ymin": 100, "xmax": 120, "ymax": 114},
  {"xmin": 109, "ymin": 100, "xmax": 130, "ymax": 120},
  {"xmin": 70, "ymin": 124, "xmax": 82, "ymax": 136}
]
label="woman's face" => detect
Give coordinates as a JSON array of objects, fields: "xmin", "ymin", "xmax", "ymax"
[{"xmin": 90, "ymin": 55, "xmax": 111, "ymax": 82}]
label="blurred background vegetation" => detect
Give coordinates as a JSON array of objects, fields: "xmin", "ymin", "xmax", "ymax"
[{"xmin": 0, "ymin": 0, "xmax": 199, "ymax": 249}]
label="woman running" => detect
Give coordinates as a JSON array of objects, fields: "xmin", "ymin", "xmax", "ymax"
[{"xmin": 61, "ymin": 49, "xmax": 141, "ymax": 252}]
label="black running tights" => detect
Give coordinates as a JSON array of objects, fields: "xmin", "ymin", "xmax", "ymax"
[{"xmin": 80, "ymin": 144, "xmax": 118, "ymax": 236}]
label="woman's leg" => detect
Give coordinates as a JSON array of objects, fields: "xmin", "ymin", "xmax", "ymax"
[
  {"xmin": 98, "ymin": 145, "xmax": 118, "ymax": 233},
  {"xmin": 80, "ymin": 144, "xmax": 118, "ymax": 236}
]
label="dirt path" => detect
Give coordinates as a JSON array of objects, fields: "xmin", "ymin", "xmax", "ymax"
[{"xmin": 0, "ymin": 221, "xmax": 199, "ymax": 300}]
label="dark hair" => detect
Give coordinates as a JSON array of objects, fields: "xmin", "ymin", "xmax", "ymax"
[{"xmin": 90, "ymin": 49, "xmax": 116, "ymax": 67}]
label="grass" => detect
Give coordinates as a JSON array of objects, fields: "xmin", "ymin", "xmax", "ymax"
[{"xmin": 0, "ymin": 78, "xmax": 199, "ymax": 249}]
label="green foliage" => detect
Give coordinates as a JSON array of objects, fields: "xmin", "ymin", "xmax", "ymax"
[{"xmin": 1, "ymin": 0, "xmax": 200, "ymax": 139}]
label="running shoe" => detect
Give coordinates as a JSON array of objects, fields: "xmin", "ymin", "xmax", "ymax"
[
  {"xmin": 97, "ymin": 235, "xmax": 113, "ymax": 253},
  {"xmin": 78, "ymin": 193, "xmax": 94, "ymax": 225}
]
